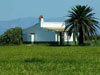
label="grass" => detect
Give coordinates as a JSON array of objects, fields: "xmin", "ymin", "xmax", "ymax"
[{"xmin": 0, "ymin": 45, "xmax": 100, "ymax": 75}]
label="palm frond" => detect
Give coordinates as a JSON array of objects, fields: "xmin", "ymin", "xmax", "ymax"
[{"xmin": 65, "ymin": 5, "xmax": 99, "ymax": 45}]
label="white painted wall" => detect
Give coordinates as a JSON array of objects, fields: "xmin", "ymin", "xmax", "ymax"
[{"xmin": 23, "ymin": 23, "xmax": 56, "ymax": 42}]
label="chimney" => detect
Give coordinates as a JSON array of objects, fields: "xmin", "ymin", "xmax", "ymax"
[{"xmin": 39, "ymin": 15, "xmax": 44, "ymax": 23}]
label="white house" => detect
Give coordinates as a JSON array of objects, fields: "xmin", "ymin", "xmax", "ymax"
[{"xmin": 23, "ymin": 16, "xmax": 73, "ymax": 43}]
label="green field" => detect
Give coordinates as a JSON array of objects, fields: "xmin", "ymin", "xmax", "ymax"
[{"xmin": 0, "ymin": 45, "xmax": 100, "ymax": 75}]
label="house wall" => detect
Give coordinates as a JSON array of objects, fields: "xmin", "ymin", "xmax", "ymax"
[
  {"xmin": 23, "ymin": 34, "xmax": 31, "ymax": 42},
  {"xmin": 23, "ymin": 23, "xmax": 56, "ymax": 42}
]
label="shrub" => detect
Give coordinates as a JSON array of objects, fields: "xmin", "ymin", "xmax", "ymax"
[
  {"xmin": 95, "ymin": 35, "xmax": 100, "ymax": 40},
  {"xmin": 0, "ymin": 27, "xmax": 23, "ymax": 45}
]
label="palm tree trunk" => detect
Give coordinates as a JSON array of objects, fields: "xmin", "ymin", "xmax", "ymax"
[{"xmin": 79, "ymin": 27, "xmax": 84, "ymax": 45}]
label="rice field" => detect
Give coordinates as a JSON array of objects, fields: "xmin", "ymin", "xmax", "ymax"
[{"xmin": 0, "ymin": 45, "xmax": 100, "ymax": 75}]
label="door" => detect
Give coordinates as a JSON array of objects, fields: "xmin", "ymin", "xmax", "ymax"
[{"xmin": 29, "ymin": 33, "xmax": 35, "ymax": 43}]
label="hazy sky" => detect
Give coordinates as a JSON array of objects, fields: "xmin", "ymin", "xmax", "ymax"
[{"xmin": 0, "ymin": 0, "xmax": 100, "ymax": 20}]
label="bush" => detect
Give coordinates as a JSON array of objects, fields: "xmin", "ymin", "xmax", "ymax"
[
  {"xmin": 0, "ymin": 27, "xmax": 23, "ymax": 45},
  {"xmin": 84, "ymin": 35, "xmax": 100, "ymax": 41},
  {"xmin": 0, "ymin": 35, "xmax": 6, "ymax": 45},
  {"xmin": 95, "ymin": 35, "xmax": 100, "ymax": 40}
]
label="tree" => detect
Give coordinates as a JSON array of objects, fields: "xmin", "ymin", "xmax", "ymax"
[
  {"xmin": 0, "ymin": 27, "xmax": 23, "ymax": 45},
  {"xmin": 65, "ymin": 5, "xmax": 100, "ymax": 45}
]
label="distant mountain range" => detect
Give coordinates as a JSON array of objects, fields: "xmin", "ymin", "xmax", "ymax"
[{"xmin": 0, "ymin": 17, "xmax": 66, "ymax": 35}]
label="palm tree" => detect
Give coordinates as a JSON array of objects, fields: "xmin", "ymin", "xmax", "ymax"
[{"xmin": 65, "ymin": 5, "xmax": 100, "ymax": 45}]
